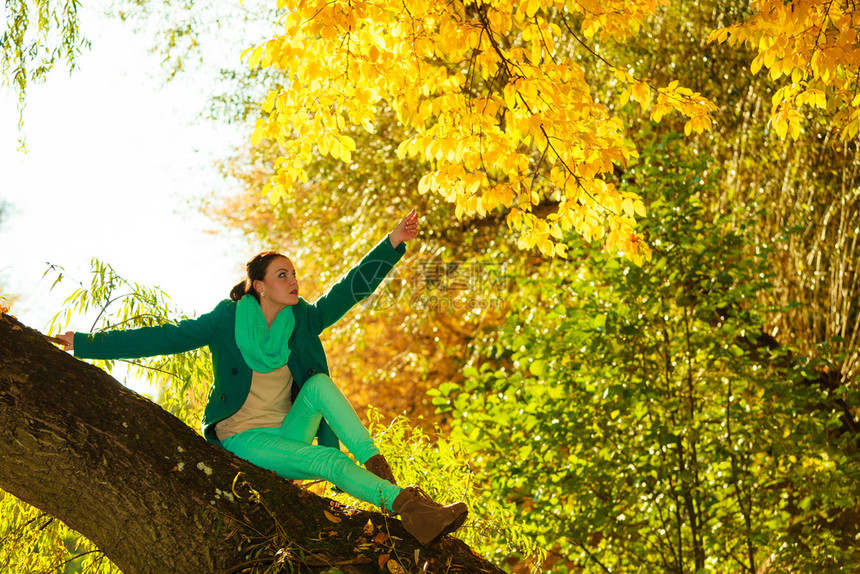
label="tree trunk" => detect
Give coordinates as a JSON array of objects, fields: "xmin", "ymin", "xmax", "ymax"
[{"xmin": 0, "ymin": 312, "xmax": 504, "ymax": 574}]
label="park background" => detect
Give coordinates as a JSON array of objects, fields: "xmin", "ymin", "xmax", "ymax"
[{"xmin": 2, "ymin": 0, "xmax": 859, "ymax": 572}]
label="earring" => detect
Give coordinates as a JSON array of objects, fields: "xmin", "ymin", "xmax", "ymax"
[{"xmin": 261, "ymin": 292, "xmax": 266, "ymax": 298}]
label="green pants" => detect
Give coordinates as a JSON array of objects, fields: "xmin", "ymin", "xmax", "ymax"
[{"xmin": 221, "ymin": 373, "xmax": 402, "ymax": 511}]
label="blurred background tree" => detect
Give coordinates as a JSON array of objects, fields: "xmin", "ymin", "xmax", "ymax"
[{"xmin": 433, "ymin": 138, "xmax": 860, "ymax": 571}]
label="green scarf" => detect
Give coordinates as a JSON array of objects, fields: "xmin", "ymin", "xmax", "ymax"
[{"xmin": 235, "ymin": 295, "xmax": 295, "ymax": 373}]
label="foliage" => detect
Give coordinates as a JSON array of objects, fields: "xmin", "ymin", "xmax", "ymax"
[
  {"xmin": 595, "ymin": 0, "xmax": 860, "ymax": 382},
  {"xmin": 1, "ymin": 0, "xmax": 89, "ymax": 134},
  {"xmin": 199, "ymin": 0, "xmax": 860, "ymax": 388},
  {"xmin": 711, "ymin": 0, "xmax": 860, "ymax": 141},
  {"xmin": 246, "ymin": 0, "xmax": 719, "ymax": 263},
  {"xmin": 0, "ymin": 491, "xmax": 120, "ymax": 574},
  {"xmin": 432, "ymin": 139, "xmax": 860, "ymax": 572}
]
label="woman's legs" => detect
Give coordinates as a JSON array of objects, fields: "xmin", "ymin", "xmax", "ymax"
[
  {"xmin": 281, "ymin": 375, "xmax": 468, "ymax": 544},
  {"xmin": 222, "ymin": 373, "xmax": 401, "ymax": 510},
  {"xmin": 223, "ymin": 428, "xmax": 402, "ymax": 511}
]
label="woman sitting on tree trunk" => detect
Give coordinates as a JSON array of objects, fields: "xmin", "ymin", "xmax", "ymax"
[{"xmin": 56, "ymin": 210, "xmax": 467, "ymax": 546}]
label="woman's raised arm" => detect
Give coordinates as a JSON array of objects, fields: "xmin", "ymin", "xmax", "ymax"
[
  {"xmin": 307, "ymin": 211, "xmax": 418, "ymax": 334},
  {"xmin": 387, "ymin": 209, "xmax": 419, "ymax": 250}
]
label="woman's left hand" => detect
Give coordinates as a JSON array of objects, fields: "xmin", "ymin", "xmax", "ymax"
[
  {"xmin": 50, "ymin": 331, "xmax": 75, "ymax": 351},
  {"xmin": 388, "ymin": 209, "xmax": 419, "ymax": 249}
]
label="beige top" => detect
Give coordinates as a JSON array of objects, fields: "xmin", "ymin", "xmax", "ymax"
[{"xmin": 215, "ymin": 364, "xmax": 294, "ymax": 441}]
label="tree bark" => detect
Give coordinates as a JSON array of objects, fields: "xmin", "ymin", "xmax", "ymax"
[{"xmin": 0, "ymin": 312, "xmax": 505, "ymax": 574}]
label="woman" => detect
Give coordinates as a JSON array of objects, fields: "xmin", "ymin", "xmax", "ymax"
[{"xmin": 56, "ymin": 210, "xmax": 467, "ymax": 546}]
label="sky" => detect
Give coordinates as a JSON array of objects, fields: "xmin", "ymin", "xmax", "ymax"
[{"xmin": 1, "ymin": 2, "xmax": 268, "ymax": 389}]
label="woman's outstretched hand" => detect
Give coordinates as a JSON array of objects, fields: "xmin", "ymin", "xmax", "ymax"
[
  {"xmin": 52, "ymin": 331, "xmax": 74, "ymax": 351},
  {"xmin": 388, "ymin": 209, "xmax": 419, "ymax": 250}
]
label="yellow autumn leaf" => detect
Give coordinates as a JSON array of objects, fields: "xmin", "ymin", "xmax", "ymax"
[
  {"xmin": 788, "ymin": 114, "xmax": 801, "ymax": 140},
  {"xmin": 318, "ymin": 134, "xmax": 331, "ymax": 157},
  {"xmin": 844, "ymin": 118, "xmax": 860, "ymax": 139},
  {"xmin": 239, "ymin": 45, "xmax": 255, "ymax": 62},
  {"xmin": 250, "ymin": 119, "xmax": 267, "ymax": 146},
  {"xmin": 630, "ymin": 81, "xmax": 650, "ymax": 109},
  {"xmin": 341, "ymin": 135, "xmax": 356, "ymax": 152},
  {"xmin": 774, "ymin": 116, "xmax": 788, "ymax": 139},
  {"xmin": 707, "ymin": 27, "xmax": 730, "ymax": 44},
  {"xmin": 750, "ymin": 53, "xmax": 764, "ymax": 75},
  {"xmin": 324, "ymin": 510, "xmax": 342, "ymax": 523},
  {"xmin": 418, "ymin": 174, "xmax": 432, "ymax": 194},
  {"xmin": 621, "ymin": 198, "xmax": 635, "ymax": 216},
  {"xmin": 330, "ymin": 138, "xmax": 343, "ymax": 160}
]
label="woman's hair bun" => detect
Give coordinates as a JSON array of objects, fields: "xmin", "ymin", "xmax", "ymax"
[{"xmin": 229, "ymin": 251, "xmax": 284, "ymax": 302}]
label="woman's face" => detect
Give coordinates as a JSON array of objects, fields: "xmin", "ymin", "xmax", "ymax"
[{"xmin": 254, "ymin": 256, "xmax": 299, "ymax": 307}]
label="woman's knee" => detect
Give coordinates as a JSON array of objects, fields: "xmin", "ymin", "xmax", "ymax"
[
  {"xmin": 308, "ymin": 447, "xmax": 355, "ymax": 479},
  {"xmin": 303, "ymin": 373, "xmax": 336, "ymax": 397}
]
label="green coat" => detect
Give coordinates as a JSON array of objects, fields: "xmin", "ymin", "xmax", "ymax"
[{"xmin": 74, "ymin": 236, "xmax": 406, "ymax": 448}]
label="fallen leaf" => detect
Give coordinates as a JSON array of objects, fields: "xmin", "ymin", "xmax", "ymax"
[
  {"xmin": 363, "ymin": 519, "xmax": 374, "ymax": 536},
  {"xmin": 324, "ymin": 510, "xmax": 342, "ymax": 523},
  {"xmin": 378, "ymin": 554, "xmax": 390, "ymax": 569},
  {"xmin": 374, "ymin": 532, "xmax": 390, "ymax": 545}
]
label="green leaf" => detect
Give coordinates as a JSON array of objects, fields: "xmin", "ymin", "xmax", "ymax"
[{"xmin": 529, "ymin": 360, "xmax": 547, "ymax": 377}]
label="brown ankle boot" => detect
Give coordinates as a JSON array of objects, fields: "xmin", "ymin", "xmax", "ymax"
[
  {"xmin": 392, "ymin": 486, "xmax": 468, "ymax": 546},
  {"xmin": 364, "ymin": 454, "xmax": 398, "ymax": 485}
]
